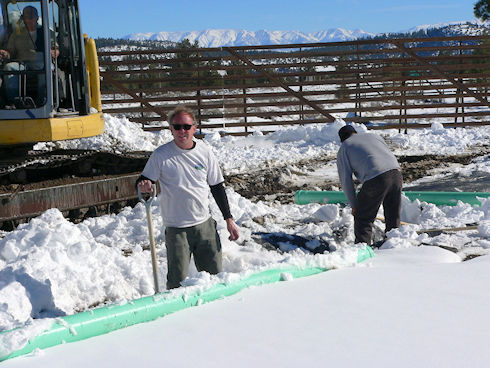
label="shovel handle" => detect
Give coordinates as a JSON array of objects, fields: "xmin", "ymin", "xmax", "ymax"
[
  {"xmin": 137, "ymin": 184, "xmax": 161, "ymax": 294},
  {"xmin": 138, "ymin": 184, "xmax": 157, "ymax": 206}
]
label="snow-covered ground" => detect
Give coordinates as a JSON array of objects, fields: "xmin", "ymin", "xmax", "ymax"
[
  {"xmin": 3, "ymin": 247, "xmax": 490, "ymax": 368},
  {"xmin": 1, "ymin": 114, "xmax": 489, "ymax": 365}
]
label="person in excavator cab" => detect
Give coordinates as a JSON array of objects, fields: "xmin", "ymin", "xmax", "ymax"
[{"xmin": 0, "ymin": 5, "xmax": 59, "ymax": 107}]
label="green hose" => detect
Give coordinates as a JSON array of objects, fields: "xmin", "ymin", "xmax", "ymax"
[
  {"xmin": 294, "ymin": 190, "xmax": 489, "ymax": 206},
  {"xmin": 0, "ymin": 246, "xmax": 374, "ymax": 362}
]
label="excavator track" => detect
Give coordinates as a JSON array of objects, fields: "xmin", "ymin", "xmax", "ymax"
[
  {"xmin": 0, "ymin": 150, "xmax": 151, "ymax": 231},
  {"xmin": 0, "ymin": 149, "xmax": 96, "ymax": 183},
  {"xmin": 0, "ymin": 149, "xmax": 150, "ymax": 186}
]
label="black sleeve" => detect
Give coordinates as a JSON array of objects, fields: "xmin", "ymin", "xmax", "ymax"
[
  {"xmin": 135, "ymin": 175, "xmax": 155, "ymax": 191},
  {"xmin": 210, "ymin": 182, "xmax": 232, "ymax": 220}
]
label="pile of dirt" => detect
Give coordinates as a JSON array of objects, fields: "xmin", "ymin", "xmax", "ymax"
[{"xmin": 226, "ymin": 145, "xmax": 490, "ymax": 202}]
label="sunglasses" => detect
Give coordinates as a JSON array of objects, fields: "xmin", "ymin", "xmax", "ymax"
[{"xmin": 171, "ymin": 124, "xmax": 193, "ymax": 131}]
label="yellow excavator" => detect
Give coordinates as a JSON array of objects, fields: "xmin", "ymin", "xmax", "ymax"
[{"xmin": 0, "ymin": 0, "xmax": 103, "ymax": 151}]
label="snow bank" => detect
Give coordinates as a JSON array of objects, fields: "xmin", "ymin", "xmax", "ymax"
[
  {"xmin": 35, "ymin": 114, "xmax": 173, "ymax": 153},
  {"xmin": 1, "ymin": 189, "xmax": 488, "ymax": 334},
  {"xmin": 2, "ymin": 114, "xmax": 489, "ymax": 356}
]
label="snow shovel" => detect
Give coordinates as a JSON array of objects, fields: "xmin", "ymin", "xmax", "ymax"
[{"xmin": 138, "ymin": 184, "xmax": 161, "ymax": 294}]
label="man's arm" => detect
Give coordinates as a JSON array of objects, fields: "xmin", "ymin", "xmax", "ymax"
[
  {"xmin": 210, "ymin": 182, "xmax": 239, "ymax": 241},
  {"xmin": 5, "ymin": 34, "xmax": 15, "ymax": 59},
  {"xmin": 337, "ymin": 149, "xmax": 357, "ymax": 209},
  {"xmin": 210, "ymin": 182, "xmax": 232, "ymax": 219}
]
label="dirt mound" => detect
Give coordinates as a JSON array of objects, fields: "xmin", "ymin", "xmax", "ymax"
[{"xmin": 226, "ymin": 145, "xmax": 490, "ymax": 202}]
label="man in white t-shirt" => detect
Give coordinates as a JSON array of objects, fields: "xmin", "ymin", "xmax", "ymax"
[{"xmin": 137, "ymin": 106, "xmax": 239, "ymax": 289}]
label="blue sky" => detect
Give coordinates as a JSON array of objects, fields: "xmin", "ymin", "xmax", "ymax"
[{"xmin": 79, "ymin": 0, "xmax": 479, "ymax": 38}]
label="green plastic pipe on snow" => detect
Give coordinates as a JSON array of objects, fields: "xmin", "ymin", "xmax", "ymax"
[
  {"xmin": 0, "ymin": 246, "xmax": 374, "ymax": 362},
  {"xmin": 294, "ymin": 190, "xmax": 490, "ymax": 206}
]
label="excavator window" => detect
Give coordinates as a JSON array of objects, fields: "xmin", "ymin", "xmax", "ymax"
[
  {"xmin": 0, "ymin": 0, "xmax": 48, "ymax": 109},
  {"xmin": 0, "ymin": 0, "xmax": 103, "ymax": 147}
]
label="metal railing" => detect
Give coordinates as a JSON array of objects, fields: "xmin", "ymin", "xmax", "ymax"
[{"xmin": 98, "ymin": 35, "xmax": 490, "ymax": 135}]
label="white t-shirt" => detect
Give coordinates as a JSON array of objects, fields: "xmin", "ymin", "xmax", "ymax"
[{"xmin": 142, "ymin": 140, "xmax": 224, "ymax": 228}]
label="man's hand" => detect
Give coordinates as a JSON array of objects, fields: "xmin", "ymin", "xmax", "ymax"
[
  {"xmin": 50, "ymin": 48, "xmax": 59, "ymax": 58},
  {"xmin": 351, "ymin": 207, "xmax": 356, "ymax": 216},
  {"xmin": 0, "ymin": 49, "xmax": 10, "ymax": 61},
  {"xmin": 225, "ymin": 218, "xmax": 239, "ymax": 241},
  {"xmin": 137, "ymin": 179, "xmax": 154, "ymax": 193}
]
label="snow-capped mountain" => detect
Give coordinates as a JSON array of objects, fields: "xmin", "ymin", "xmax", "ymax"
[
  {"xmin": 124, "ymin": 28, "xmax": 376, "ymax": 47},
  {"xmin": 122, "ymin": 21, "xmax": 488, "ymax": 48}
]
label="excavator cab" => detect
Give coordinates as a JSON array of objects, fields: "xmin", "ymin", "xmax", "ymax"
[{"xmin": 0, "ymin": 0, "xmax": 103, "ymax": 149}]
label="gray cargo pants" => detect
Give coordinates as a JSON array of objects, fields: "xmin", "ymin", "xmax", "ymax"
[
  {"xmin": 165, "ymin": 217, "xmax": 222, "ymax": 289},
  {"xmin": 354, "ymin": 169, "xmax": 403, "ymax": 245}
]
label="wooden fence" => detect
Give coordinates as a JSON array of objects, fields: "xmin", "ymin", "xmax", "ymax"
[{"xmin": 98, "ymin": 35, "xmax": 490, "ymax": 135}]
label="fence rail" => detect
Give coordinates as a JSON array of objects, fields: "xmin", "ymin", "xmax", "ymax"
[{"xmin": 98, "ymin": 35, "xmax": 490, "ymax": 135}]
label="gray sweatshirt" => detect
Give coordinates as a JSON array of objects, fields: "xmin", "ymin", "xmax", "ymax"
[{"xmin": 336, "ymin": 132, "xmax": 400, "ymax": 207}]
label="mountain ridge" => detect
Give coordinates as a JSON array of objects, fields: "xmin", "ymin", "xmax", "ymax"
[
  {"xmin": 122, "ymin": 21, "xmax": 488, "ymax": 47},
  {"xmin": 124, "ymin": 28, "xmax": 375, "ymax": 47}
]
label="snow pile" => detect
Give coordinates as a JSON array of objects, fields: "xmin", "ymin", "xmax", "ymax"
[
  {"xmin": 0, "ymin": 209, "xmax": 155, "ymax": 323},
  {"xmin": 388, "ymin": 125, "xmax": 490, "ymax": 156},
  {"xmin": 210, "ymin": 122, "xmax": 487, "ymax": 175},
  {"xmin": 1, "ymin": 114, "xmax": 489, "ymax": 363},
  {"xmin": 206, "ymin": 120, "xmax": 365, "ymax": 173},
  {"xmin": 34, "ymin": 114, "xmax": 490, "ymax": 176},
  {"xmin": 35, "ymin": 114, "xmax": 173, "ymax": 153},
  {"xmin": 0, "ymin": 283, "xmax": 31, "ymax": 330},
  {"xmin": 1, "ymin": 184, "xmax": 488, "ymax": 333}
]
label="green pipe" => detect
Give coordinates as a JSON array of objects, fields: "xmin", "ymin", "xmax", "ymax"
[
  {"xmin": 0, "ymin": 246, "xmax": 373, "ymax": 362},
  {"xmin": 294, "ymin": 190, "xmax": 490, "ymax": 206}
]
